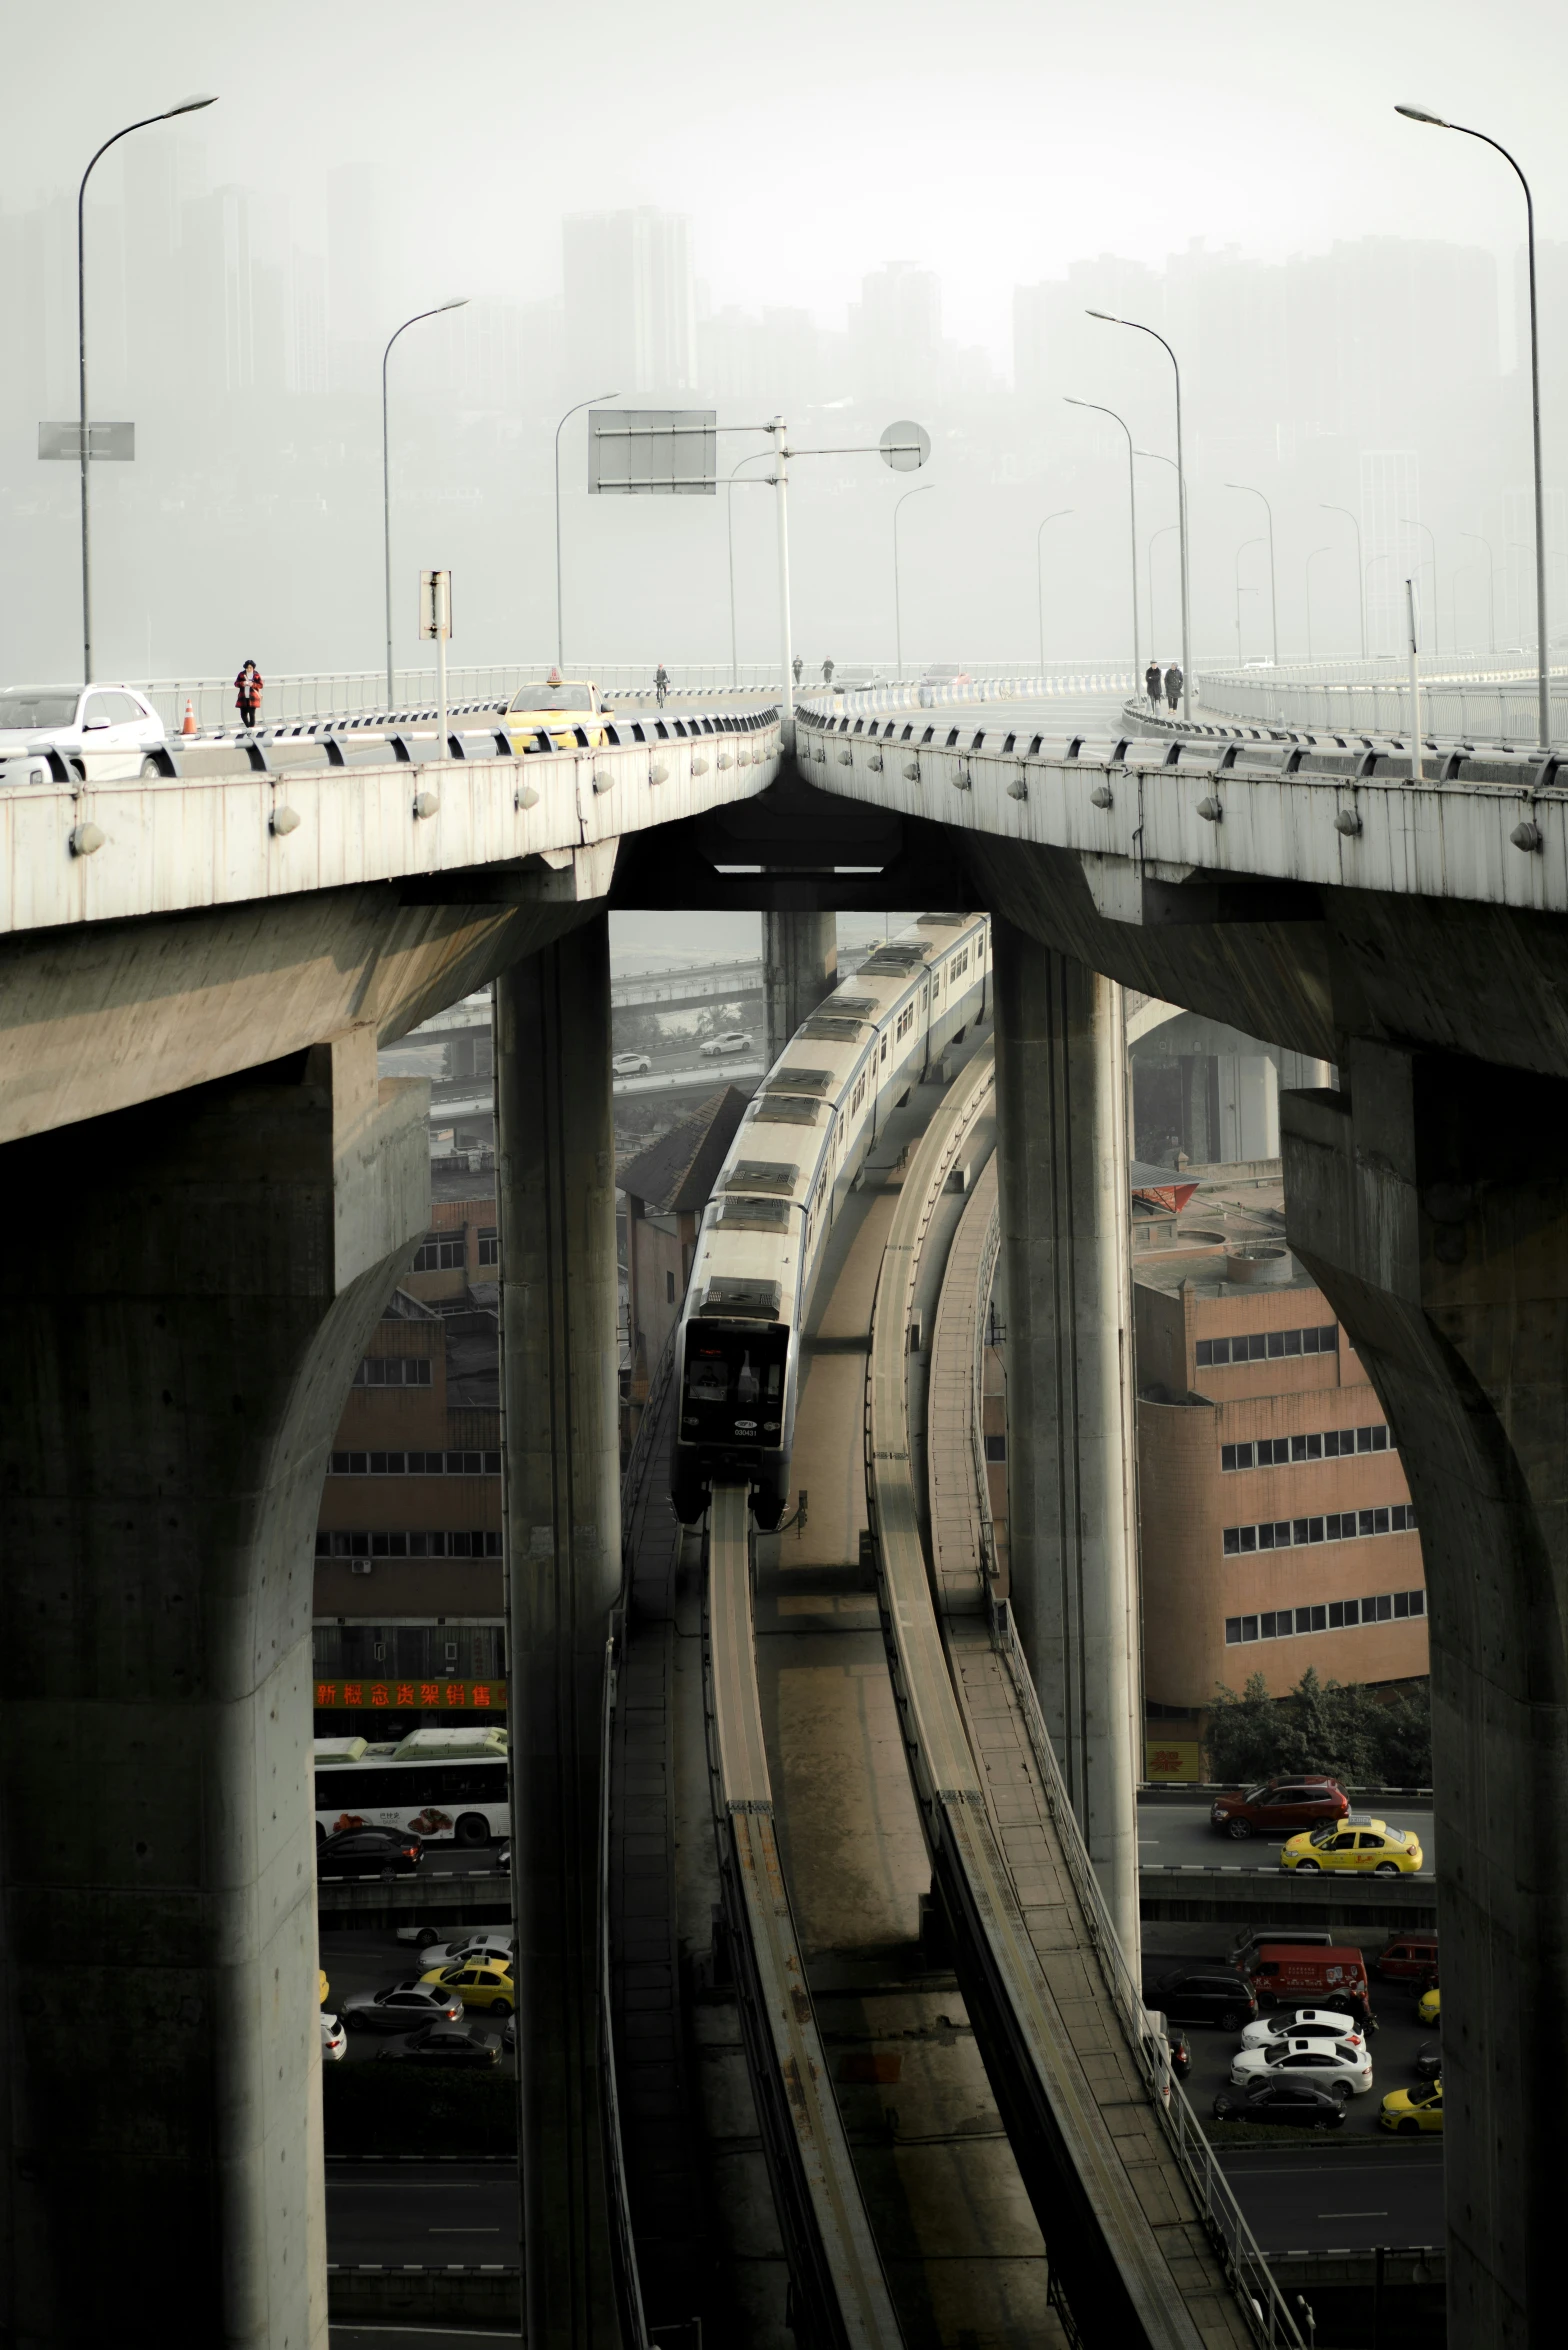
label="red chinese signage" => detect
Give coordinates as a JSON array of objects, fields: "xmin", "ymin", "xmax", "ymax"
[{"xmin": 314, "ymin": 1678, "xmax": 507, "ymax": 1712}]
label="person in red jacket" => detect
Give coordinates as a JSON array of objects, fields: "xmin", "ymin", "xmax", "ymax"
[{"xmin": 235, "ymin": 660, "xmax": 264, "ymax": 729}]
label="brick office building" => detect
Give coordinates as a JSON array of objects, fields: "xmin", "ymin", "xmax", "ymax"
[{"xmin": 1136, "ymin": 1238, "xmax": 1428, "ymax": 1715}]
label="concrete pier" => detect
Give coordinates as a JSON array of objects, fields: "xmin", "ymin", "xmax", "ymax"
[
  {"xmin": 495, "ymin": 916, "xmax": 622, "ymax": 2348},
  {"xmin": 763, "ymin": 910, "xmax": 838, "ymax": 1067},
  {"xmin": 1284, "ymin": 1043, "xmax": 1568, "ymax": 2350},
  {"xmin": 993, "ymin": 922, "xmax": 1141, "ymax": 1960},
  {"xmin": 0, "ymin": 1031, "xmax": 427, "ymax": 2346}
]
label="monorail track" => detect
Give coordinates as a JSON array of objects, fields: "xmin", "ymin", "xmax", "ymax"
[
  {"xmin": 703, "ymin": 1479, "xmax": 906, "ymax": 2349},
  {"xmin": 866, "ymin": 1044, "xmax": 1293, "ymax": 2348}
]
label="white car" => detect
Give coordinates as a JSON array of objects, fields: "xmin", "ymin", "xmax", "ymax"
[
  {"xmin": 1240, "ymin": 2007, "xmax": 1364, "ymax": 2051},
  {"xmin": 700, "ymin": 1030, "xmax": 753, "ymax": 1059},
  {"xmin": 612, "ymin": 1051, "xmax": 652, "ymax": 1076},
  {"xmin": 0, "ymin": 684, "xmax": 166, "ymax": 780},
  {"xmin": 1230, "ymin": 2036, "xmax": 1373, "ymax": 2096},
  {"xmin": 398, "ymin": 1927, "xmax": 516, "ymax": 1969},
  {"xmin": 321, "ymin": 2011, "xmax": 347, "ymax": 2062}
]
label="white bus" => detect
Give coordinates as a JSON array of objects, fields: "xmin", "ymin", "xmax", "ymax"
[{"xmin": 314, "ymin": 1726, "xmax": 509, "ymax": 1850}]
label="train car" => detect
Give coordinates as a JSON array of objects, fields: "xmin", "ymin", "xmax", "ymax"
[{"xmin": 672, "ymin": 912, "xmax": 990, "ymax": 1527}]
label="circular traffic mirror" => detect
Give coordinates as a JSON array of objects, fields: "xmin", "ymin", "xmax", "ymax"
[{"xmin": 880, "ymin": 420, "xmax": 931, "ymax": 472}]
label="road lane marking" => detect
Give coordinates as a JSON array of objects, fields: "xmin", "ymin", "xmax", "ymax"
[
  {"xmin": 429, "ymin": 2227, "xmax": 502, "ymax": 2233},
  {"xmin": 1316, "ymin": 2210, "xmax": 1387, "ymax": 2218}
]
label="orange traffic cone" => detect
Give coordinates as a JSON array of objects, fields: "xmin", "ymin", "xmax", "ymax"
[{"xmin": 181, "ymin": 698, "xmax": 197, "ymax": 735}]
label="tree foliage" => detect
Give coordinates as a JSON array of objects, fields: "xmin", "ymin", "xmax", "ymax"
[{"xmin": 1206, "ymin": 1667, "xmax": 1430, "ymax": 1786}]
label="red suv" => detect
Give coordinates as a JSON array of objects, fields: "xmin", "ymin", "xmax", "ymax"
[{"xmin": 1210, "ymin": 1778, "xmax": 1349, "ymax": 1841}]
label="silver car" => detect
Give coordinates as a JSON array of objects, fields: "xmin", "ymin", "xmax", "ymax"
[
  {"xmin": 341, "ymin": 1979, "xmax": 464, "ymax": 2034},
  {"xmin": 0, "ymin": 684, "xmax": 166, "ymax": 781}
]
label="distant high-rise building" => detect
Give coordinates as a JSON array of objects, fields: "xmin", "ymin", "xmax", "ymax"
[
  {"xmin": 1359, "ymin": 450, "xmax": 1420, "ymax": 656},
  {"xmin": 562, "ymin": 208, "xmax": 696, "ymax": 396}
]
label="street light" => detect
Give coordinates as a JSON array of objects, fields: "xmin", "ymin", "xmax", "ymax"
[
  {"xmin": 1035, "ymin": 508, "xmax": 1073, "ymax": 676},
  {"xmin": 1460, "ymin": 529, "xmax": 1497, "ymax": 656},
  {"xmin": 727, "ymin": 450, "xmax": 773, "ymax": 688},
  {"xmin": 1235, "ymin": 537, "xmax": 1265, "ymax": 662},
  {"xmin": 1065, "ymin": 397, "xmax": 1140, "ymax": 692},
  {"xmin": 1226, "ymin": 483, "xmax": 1278, "ymax": 666},
  {"xmin": 1397, "ymin": 104, "xmax": 1550, "ymax": 746},
  {"xmin": 382, "ymin": 300, "xmax": 468, "ymax": 707},
  {"xmin": 894, "ymin": 483, "xmax": 935, "ymax": 682},
  {"xmin": 555, "ymin": 391, "xmax": 618, "ymax": 673},
  {"xmin": 1148, "ymin": 522, "xmax": 1179, "ymax": 669},
  {"xmin": 76, "ymin": 93, "xmax": 218, "ymax": 682},
  {"xmin": 1304, "ymin": 545, "xmax": 1334, "ymax": 663},
  {"xmin": 1401, "ymin": 516, "xmax": 1439, "ymax": 655},
  {"xmin": 1088, "ymin": 310, "xmax": 1190, "ymax": 713},
  {"xmin": 1319, "ymin": 504, "xmax": 1366, "ymax": 661}
]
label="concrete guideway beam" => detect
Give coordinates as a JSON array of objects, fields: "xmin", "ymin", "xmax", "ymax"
[
  {"xmin": 1283, "ymin": 1047, "xmax": 1568, "ymax": 2350},
  {"xmin": 495, "ymin": 919, "xmax": 622, "ymax": 2348},
  {"xmin": 0, "ymin": 1028, "xmax": 428, "ymax": 2347},
  {"xmin": 762, "ymin": 909, "xmax": 838, "ymax": 1065},
  {"xmin": 993, "ymin": 924, "xmax": 1141, "ymax": 1961}
]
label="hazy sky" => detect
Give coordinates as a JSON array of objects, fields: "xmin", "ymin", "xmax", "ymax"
[{"xmin": 8, "ymin": 0, "xmax": 1565, "ymax": 367}]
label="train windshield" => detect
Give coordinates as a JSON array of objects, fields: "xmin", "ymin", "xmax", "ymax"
[{"xmin": 681, "ymin": 1321, "xmax": 788, "ymax": 1446}]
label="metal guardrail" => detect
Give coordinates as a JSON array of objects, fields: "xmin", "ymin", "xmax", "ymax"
[{"xmin": 1198, "ymin": 668, "xmax": 1568, "ymax": 747}]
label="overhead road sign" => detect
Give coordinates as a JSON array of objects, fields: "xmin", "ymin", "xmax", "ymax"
[
  {"xmin": 880, "ymin": 420, "xmax": 931, "ymax": 472},
  {"xmin": 590, "ymin": 409, "xmax": 716, "ymax": 495},
  {"xmin": 39, "ymin": 421, "xmax": 134, "ymax": 460}
]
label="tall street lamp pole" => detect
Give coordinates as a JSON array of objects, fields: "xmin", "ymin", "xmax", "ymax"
[
  {"xmin": 383, "ymin": 300, "xmax": 468, "ymax": 708},
  {"xmin": 1088, "ymin": 310, "xmax": 1190, "ymax": 714},
  {"xmin": 77, "ymin": 93, "xmax": 217, "ymax": 683},
  {"xmin": 1401, "ymin": 516, "xmax": 1439, "ymax": 655},
  {"xmin": 1065, "ymin": 397, "xmax": 1139, "ymax": 692},
  {"xmin": 727, "ymin": 450, "xmax": 773, "ymax": 688},
  {"xmin": 1320, "ymin": 503, "xmax": 1366, "ymax": 660},
  {"xmin": 1460, "ymin": 529, "xmax": 1498, "ymax": 656},
  {"xmin": 1235, "ymin": 537, "xmax": 1264, "ymax": 662},
  {"xmin": 1035, "ymin": 507, "xmax": 1072, "ymax": 676},
  {"xmin": 1398, "ymin": 105, "xmax": 1550, "ymax": 746},
  {"xmin": 1136, "ymin": 450, "xmax": 1180, "ymax": 663},
  {"xmin": 555, "ymin": 390, "xmax": 618, "ymax": 675},
  {"xmin": 893, "ymin": 483, "xmax": 934, "ymax": 682},
  {"xmin": 1227, "ymin": 482, "xmax": 1278, "ymax": 666},
  {"xmin": 1305, "ymin": 545, "xmax": 1334, "ymax": 663},
  {"xmin": 1148, "ymin": 522, "xmax": 1179, "ymax": 665}
]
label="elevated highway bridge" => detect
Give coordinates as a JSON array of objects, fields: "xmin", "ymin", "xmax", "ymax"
[{"xmin": 1, "ymin": 671, "xmax": 1563, "ymax": 2349}]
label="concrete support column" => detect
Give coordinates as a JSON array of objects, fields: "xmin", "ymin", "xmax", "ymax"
[
  {"xmin": 993, "ymin": 921, "xmax": 1140, "ymax": 1958},
  {"xmin": 495, "ymin": 916, "xmax": 621, "ymax": 2348},
  {"xmin": 762, "ymin": 909, "xmax": 837, "ymax": 1066},
  {"xmin": 1284, "ymin": 1043, "xmax": 1568, "ymax": 2350},
  {"xmin": 0, "ymin": 1032, "xmax": 427, "ymax": 2347}
]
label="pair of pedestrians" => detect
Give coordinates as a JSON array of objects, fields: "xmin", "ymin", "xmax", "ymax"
[{"xmin": 1145, "ymin": 659, "xmax": 1183, "ymax": 714}]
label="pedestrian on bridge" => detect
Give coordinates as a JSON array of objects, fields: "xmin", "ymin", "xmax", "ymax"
[
  {"xmin": 234, "ymin": 661, "xmax": 263, "ymax": 731},
  {"xmin": 1144, "ymin": 659, "xmax": 1162, "ymax": 713},
  {"xmin": 654, "ymin": 662, "xmax": 669, "ymax": 708},
  {"xmin": 1163, "ymin": 661, "xmax": 1183, "ymax": 713},
  {"xmin": 792, "ymin": 655, "xmax": 803, "ymax": 687},
  {"xmin": 822, "ymin": 656, "xmax": 835, "ymax": 686}
]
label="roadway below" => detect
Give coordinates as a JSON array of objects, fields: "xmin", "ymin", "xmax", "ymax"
[
  {"xmin": 1220, "ymin": 2145, "xmax": 1444, "ymax": 2253},
  {"xmin": 327, "ymin": 2164, "xmax": 519, "ymax": 2263},
  {"xmin": 1137, "ymin": 1799, "xmax": 1435, "ymax": 1877}
]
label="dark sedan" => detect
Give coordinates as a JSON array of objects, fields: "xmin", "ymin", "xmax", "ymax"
[
  {"xmin": 318, "ymin": 1826, "xmax": 422, "ymax": 1878},
  {"xmin": 1209, "ymin": 1777, "xmax": 1348, "ymax": 1840},
  {"xmin": 342, "ymin": 1980, "xmax": 462, "ymax": 2034},
  {"xmin": 375, "ymin": 2023, "xmax": 499, "ymax": 2068},
  {"xmin": 1212, "ymin": 2081, "xmax": 1347, "ymax": 2130},
  {"xmin": 1144, "ymin": 1965, "xmax": 1257, "ymax": 2030}
]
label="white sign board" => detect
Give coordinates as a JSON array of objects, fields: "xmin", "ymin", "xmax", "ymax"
[
  {"xmin": 419, "ymin": 569, "xmax": 452, "ymax": 641},
  {"xmin": 590, "ymin": 410, "xmax": 716, "ymax": 495},
  {"xmin": 39, "ymin": 421, "xmax": 135, "ymax": 461}
]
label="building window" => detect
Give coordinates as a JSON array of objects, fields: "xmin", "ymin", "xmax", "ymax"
[
  {"xmin": 1196, "ymin": 1324, "xmax": 1338, "ymax": 1369},
  {"xmin": 352, "ymin": 1356, "xmax": 432, "ymax": 1387},
  {"xmin": 1222, "ymin": 1423, "xmax": 1393, "ymax": 1471},
  {"xmin": 412, "ymin": 1231, "xmax": 466, "ymax": 1271},
  {"xmin": 330, "ymin": 1449, "xmax": 501, "ymax": 1475},
  {"xmin": 1223, "ymin": 1501, "xmax": 1416, "ymax": 1555},
  {"xmin": 665, "ymin": 1270, "xmax": 676, "ymax": 1304},
  {"xmin": 477, "ymin": 1228, "xmax": 498, "ymax": 1266},
  {"xmin": 1227, "ymin": 1590, "xmax": 1425, "ymax": 1643},
  {"xmin": 315, "ymin": 1529, "xmax": 502, "ymax": 1558},
  {"xmin": 985, "ymin": 1433, "xmax": 1007, "ymax": 1462}
]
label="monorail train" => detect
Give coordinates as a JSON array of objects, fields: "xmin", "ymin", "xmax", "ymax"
[{"xmin": 671, "ymin": 912, "xmax": 992, "ymax": 1528}]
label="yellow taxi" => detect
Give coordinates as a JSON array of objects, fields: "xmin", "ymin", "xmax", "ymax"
[
  {"xmin": 421, "ymin": 1958, "xmax": 515, "ymax": 2016},
  {"xmin": 1281, "ymin": 1816, "xmax": 1424, "ymax": 1875},
  {"xmin": 504, "ymin": 673, "xmax": 611, "ymax": 753},
  {"xmin": 319, "ymin": 1969, "xmax": 330, "ymax": 2008},
  {"xmin": 1379, "ymin": 2080, "xmax": 1443, "ymax": 2134},
  {"xmin": 1418, "ymin": 1984, "xmax": 1441, "ymax": 2027}
]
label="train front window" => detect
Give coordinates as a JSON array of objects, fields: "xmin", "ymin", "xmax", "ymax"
[
  {"xmin": 687, "ymin": 1353, "xmax": 731, "ymax": 1405},
  {"xmin": 681, "ymin": 1322, "xmax": 789, "ymax": 1445}
]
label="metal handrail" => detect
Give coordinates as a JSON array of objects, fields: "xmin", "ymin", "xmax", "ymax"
[
  {"xmin": 1199, "ymin": 667, "xmax": 1568, "ymax": 748},
  {"xmin": 968, "ymin": 1199, "xmax": 1003, "ymax": 1585},
  {"xmin": 621, "ymin": 1324, "xmax": 678, "ymax": 1537}
]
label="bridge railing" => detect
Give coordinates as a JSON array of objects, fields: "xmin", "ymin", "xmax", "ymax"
[{"xmin": 1199, "ymin": 666, "xmax": 1568, "ymax": 747}]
